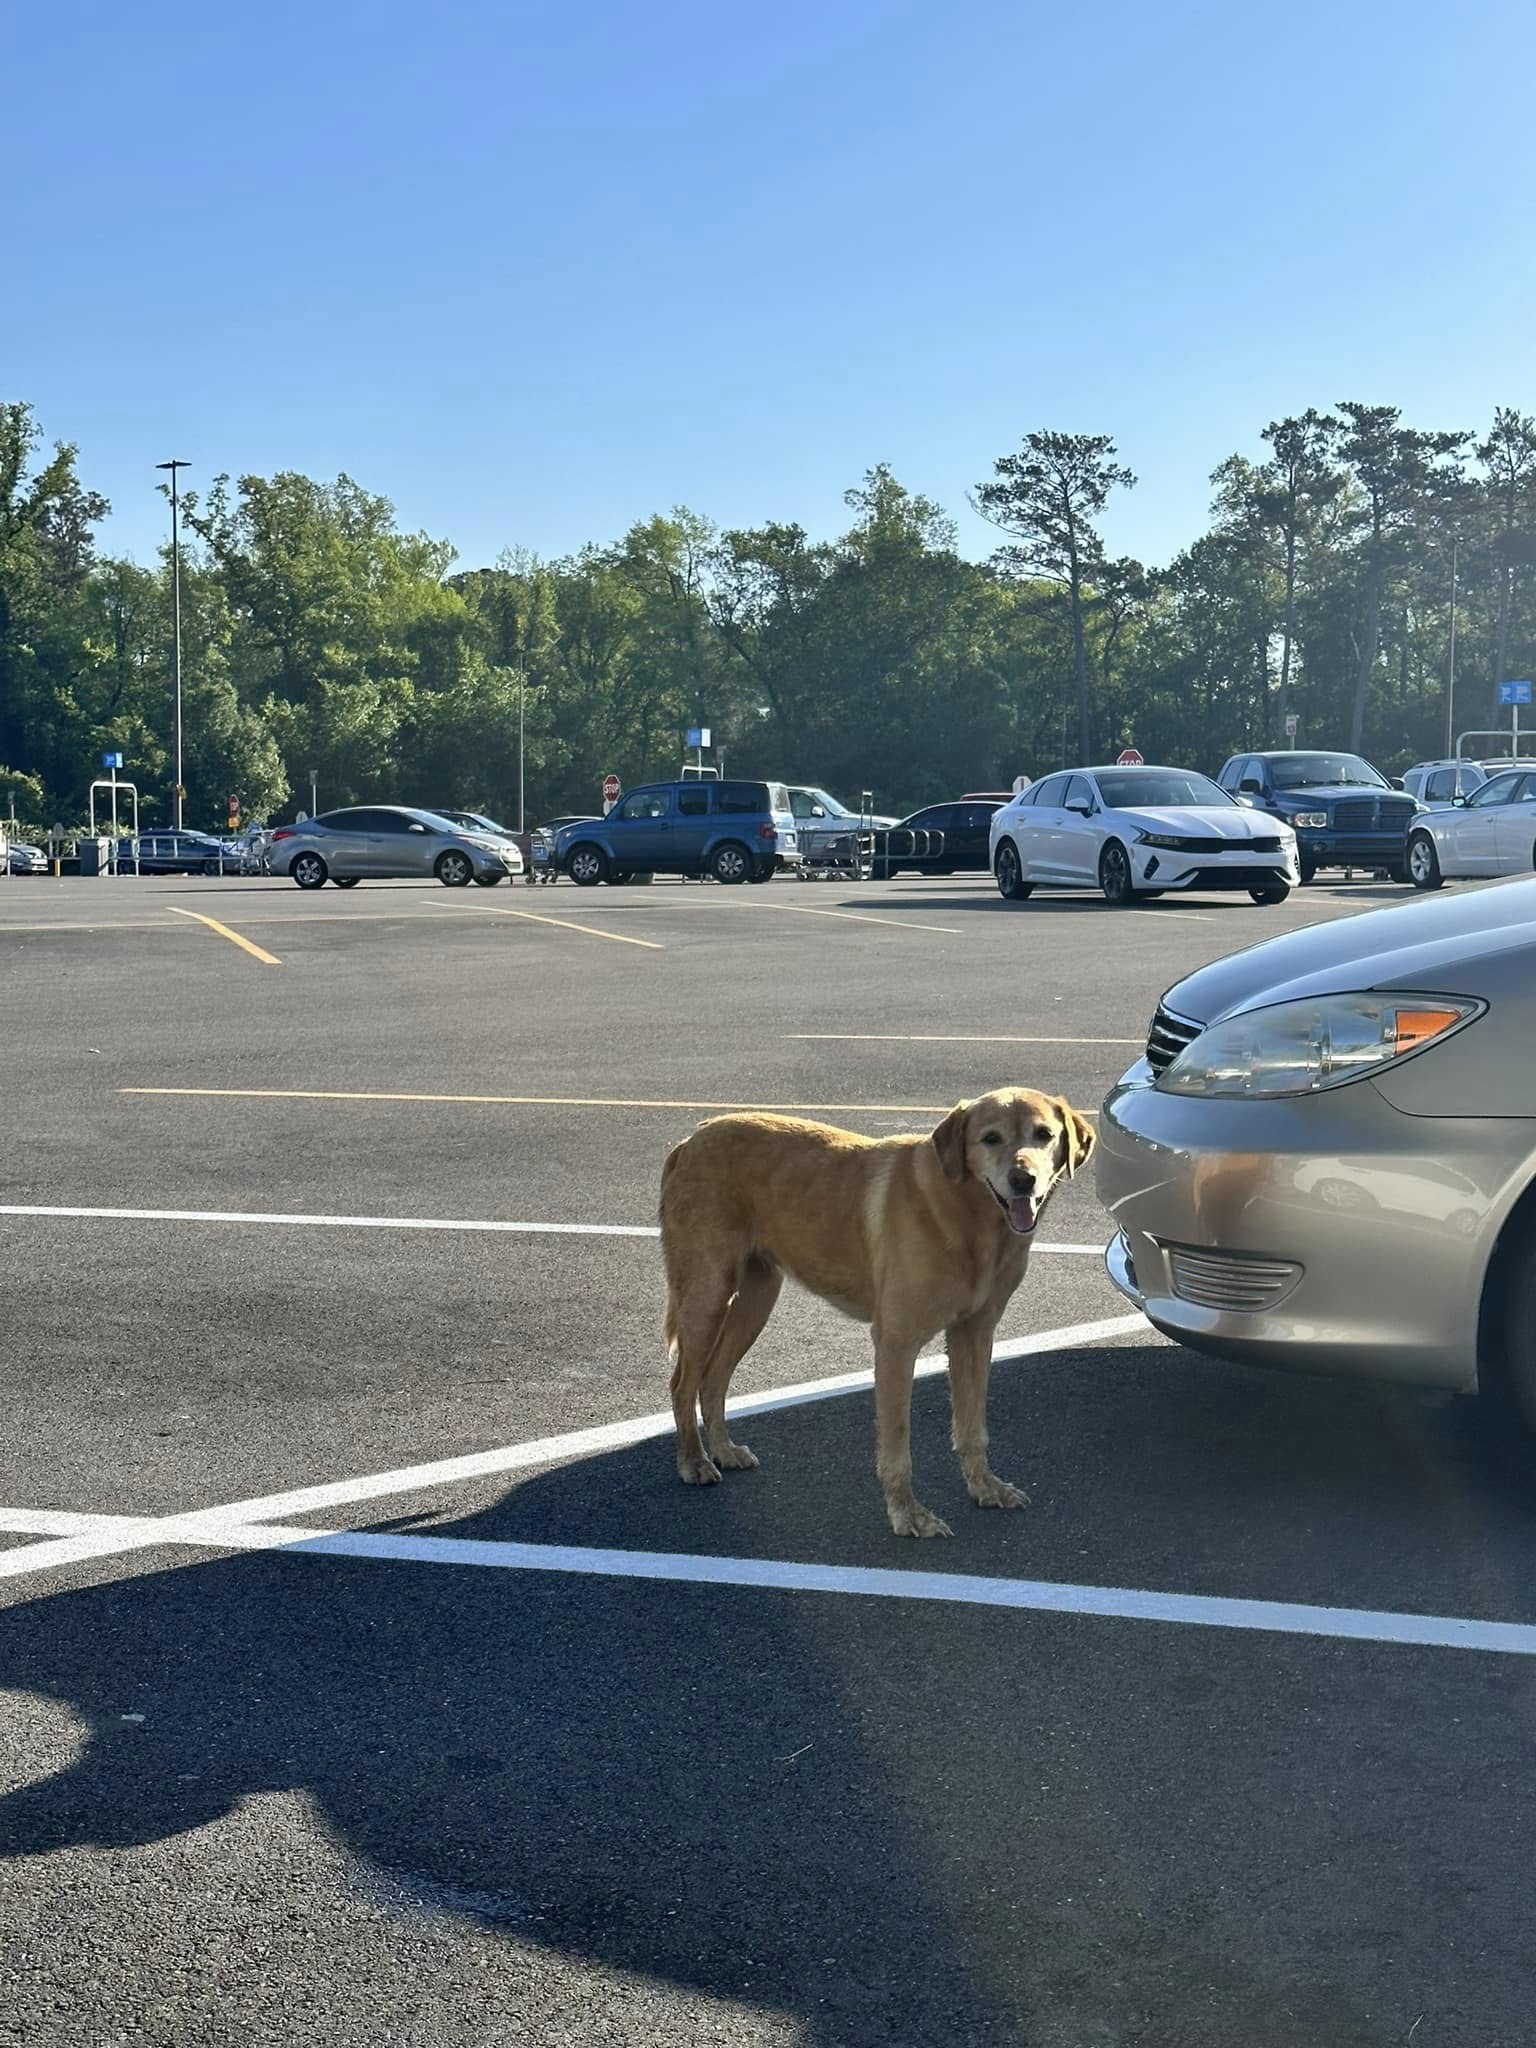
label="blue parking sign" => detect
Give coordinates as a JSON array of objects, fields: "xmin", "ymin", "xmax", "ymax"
[
  {"xmin": 101, "ymin": 750, "xmax": 124, "ymax": 770},
  {"xmin": 1497, "ymin": 680, "xmax": 1532, "ymax": 705}
]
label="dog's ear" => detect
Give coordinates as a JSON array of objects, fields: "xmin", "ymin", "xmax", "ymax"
[
  {"xmin": 931, "ymin": 1101, "xmax": 970, "ymax": 1182},
  {"xmin": 1056, "ymin": 1099, "xmax": 1097, "ymax": 1177}
]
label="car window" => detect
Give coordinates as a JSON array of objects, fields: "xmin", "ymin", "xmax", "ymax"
[
  {"xmin": 365, "ymin": 810, "xmax": 418, "ymax": 833},
  {"xmin": 1217, "ymin": 758, "xmax": 1244, "ymax": 791},
  {"xmin": 1269, "ymin": 751, "xmax": 1387, "ymax": 790},
  {"xmin": 961, "ymin": 804, "xmax": 998, "ymax": 830},
  {"xmin": 1030, "ymin": 774, "xmax": 1068, "ymax": 808},
  {"xmin": 904, "ymin": 806, "xmax": 946, "ymax": 829},
  {"xmin": 319, "ymin": 808, "xmax": 371, "ymax": 830},
  {"xmin": 614, "ymin": 790, "xmax": 670, "ymax": 821},
  {"xmin": 676, "ymin": 786, "xmax": 709, "ymax": 816},
  {"xmin": 712, "ymin": 783, "xmax": 767, "ymax": 815},
  {"xmin": 1515, "ymin": 774, "xmax": 1536, "ymax": 802},
  {"xmin": 1424, "ymin": 769, "xmax": 1456, "ymax": 802},
  {"xmin": 1061, "ymin": 776, "xmax": 1094, "ymax": 812},
  {"xmin": 1096, "ymin": 769, "xmax": 1233, "ymax": 808},
  {"xmin": 1466, "ymin": 773, "xmax": 1522, "ymax": 808}
]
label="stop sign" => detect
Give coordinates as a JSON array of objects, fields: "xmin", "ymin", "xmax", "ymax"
[
  {"xmin": 602, "ymin": 773, "xmax": 621, "ymax": 805},
  {"xmin": 1116, "ymin": 748, "xmax": 1144, "ymax": 767}
]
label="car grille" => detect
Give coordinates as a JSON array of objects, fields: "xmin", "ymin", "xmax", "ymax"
[
  {"xmin": 1166, "ymin": 1243, "xmax": 1302, "ymax": 1313},
  {"xmin": 1154, "ymin": 834, "xmax": 1282, "ymax": 854},
  {"xmin": 1330, "ymin": 797, "xmax": 1417, "ymax": 833},
  {"xmin": 1145, "ymin": 1003, "xmax": 1202, "ymax": 1075}
]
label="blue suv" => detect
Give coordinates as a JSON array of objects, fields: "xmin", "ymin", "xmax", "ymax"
[
  {"xmin": 1216, "ymin": 750, "xmax": 1419, "ymax": 882},
  {"xmin": 556, "ymin": 779, "xmax": 800, "ymax": 885}
]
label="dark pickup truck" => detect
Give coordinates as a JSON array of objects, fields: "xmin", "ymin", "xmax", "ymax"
[{"xmin": 1216, "ymin": 751, "xmax": 1419, "ymax": 882}]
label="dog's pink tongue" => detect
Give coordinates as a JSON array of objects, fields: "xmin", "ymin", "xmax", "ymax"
[{"xmin": 1006, "ymin": 1194, "xmax": 1039, "ymax": 1235}]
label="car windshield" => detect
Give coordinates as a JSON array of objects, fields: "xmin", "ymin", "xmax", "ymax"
[
  {"xmin": 1270, "ymin": 753, "xmax": 1388, "ymax": 789},
  {"xmin": 1096, "ymin": 770, "xmax": 1234, "ymax": 809}
]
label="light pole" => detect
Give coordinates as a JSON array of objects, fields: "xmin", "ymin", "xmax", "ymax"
[
  {"xmin": 1445, "ymin": 534, "xmax": 1459, "ymax": 758},
  {"xmin": 517, "ymin": 665, "xmax": 526, "ymax": 834},
  {"xmin": 156, "ymin": 460, "xmax": 190, "ymax": 829}
]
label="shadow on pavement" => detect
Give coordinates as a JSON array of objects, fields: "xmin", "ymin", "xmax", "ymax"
[{"xmin": 6, "ymin": 1344, "xmax": 1536, "ymax": 2044}]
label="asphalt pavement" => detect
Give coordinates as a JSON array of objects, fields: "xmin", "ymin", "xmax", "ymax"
[{"xmin": 3, "ymin": 868, "xmax": 1535, "ymax": 2047}]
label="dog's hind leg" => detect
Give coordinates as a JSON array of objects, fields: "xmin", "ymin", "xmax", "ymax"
[
  {"xmin": 668, "ymin": 1268, "xmax": 734, "ymax": 1486},
  {"xmin": 699, "ymin": 1255, "xmax": 782, "ymax": 1472}
]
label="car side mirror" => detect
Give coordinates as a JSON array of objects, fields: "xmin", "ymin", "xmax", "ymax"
[
  {"xmin": 409, "ymin": 823, "xmax": 427, "ymax": 833},
  {"xmin": 1238, "ymin": 779, "xmax": 1263, "ymax": 796},
  {"xmin": 1065, "ymin": 800, "xmax": 1093, "ymax": 818},
  {"xmin": 1452, "ymin": 794, "xmax": 1467, "ymax": 807},
  {"xmin": 810, "ymin": 805, "xmax": 826, "ymax": 818},
  {"xmin": 1389, "ymin": 777, "xmax": 1406, "ymax": 790}
]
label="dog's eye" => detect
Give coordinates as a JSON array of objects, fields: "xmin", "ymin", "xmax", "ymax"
[
  {"xmin": 980, "ymin": 1131, "xmax": 1002, "ymax": 1146},
  {"xmin": 1031, "ymin": 1125, "xmax": 1050, "ymax": 1145}
]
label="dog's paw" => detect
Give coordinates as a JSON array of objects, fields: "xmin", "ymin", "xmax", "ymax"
[
  {"xmin": 969, "ymin": 1472, "xmax": 1030, "ymax": 1510},
  {"xmin": 887, "ymin": 1501, "xmax": 953, "ymax": 1539},
  {"xmin": 711, "ymin": 1441, "xmax": 760, "ymax": 1471},
  {"xmin": 678, "ymin": 1454, "xmax": 723, "ymax": 1486}
]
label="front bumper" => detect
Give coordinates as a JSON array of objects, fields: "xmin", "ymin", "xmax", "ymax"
[
  {"xmin": 1133, "ymin": 845, "xmax": 1296, "ymax": 892},
  {"xmin": 1095, "ymin": 1064, "xmax": 1528, "ymax": 1390},
  {"xmin": 1294, "ymin": 829, "xmax": 1410, "ymax": 870}
]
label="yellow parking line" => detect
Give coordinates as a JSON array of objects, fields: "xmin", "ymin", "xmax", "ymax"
[
  {"xmin": 787, "ymin": 1033, "xmax": 1144, "ymax": 1045},
  {"xmin": 121, "ymin": 1086, "xmax": 1098, "ymax": 1116},
  {"xmin": 166, "ymin": 907, "xmax": 282, "ymax": 966}
]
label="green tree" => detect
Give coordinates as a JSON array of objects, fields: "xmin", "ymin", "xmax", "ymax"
[{"xmin": 973, "ymin": 432, "xmax": 1135, "ymax": 761}]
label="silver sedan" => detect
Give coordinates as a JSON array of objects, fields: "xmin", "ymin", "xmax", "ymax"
[
  {"xmin": 1406, "ymin": 769, "xmax": 1536, "ymax": 888},
  {"xmin": 271, "ymin": 806, "xmax": 523, "ymax": 889},
  {"xmin": 1096, "ymin": 878, "xmax": 1536, "ymax": 1420}
]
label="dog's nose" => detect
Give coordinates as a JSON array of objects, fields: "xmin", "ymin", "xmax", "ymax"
[{"xmin": 1007, "ymin": 1166, "xmax": 1035, "ymax": 1196}]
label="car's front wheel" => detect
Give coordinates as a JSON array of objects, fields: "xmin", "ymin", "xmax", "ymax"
[
  {"xmin": 1099, "ymin": 840, "xmax": 1137, "ymax": 908},
  {"xmin": 747, "ymin": 859, "xmax": 775, "ymax": 883},
  {"xmin": 1298, "ymin": 859, "xmax": 1318, "ymax": 885},
  {"xmin": 435, "ymin": 850, "xmax": 474, "ymax": 887},
  {"xmin": 333, "ymin": 877, "xmax": 361, "ymax": 889},
  {"xmin": 1249, "ymin": 884, "xmax": 1291, "ymax": 905},
  {"xmin": 473, "ymin": 872, "xmax": 504, "ymax": 887},
  {"xmin": 567, "ymin": 843, "xmax": 609, "ymax": 886},
  {"xmin": 1407, "ymin": 832, "xmax": 1443, "ymax": 891},
  {"xmin": 711, "ymin": 841, "xmax": 751, "ymax": 885},
  {"xmin": 994, "ymin": 840, "xmax": 1032, "ymax": 901},
  {"xmin": 291, "ymin": 852, "xmax": 328, "ymax": 890},
  {"xmin": 1483, "ymin": 1214, "xmax": 1536, "ymax": 1435}
]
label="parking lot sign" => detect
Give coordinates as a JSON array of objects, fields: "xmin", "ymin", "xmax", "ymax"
[
  {"xmin": 102, "ymin": 751, "xmax": 123, "ymax": 771},
  {"xmin": 685, "ymin": 727, "xmax": 710, "ymax": 749},
  {"xmin": 1498, "ymin": 680, "xmax": 1532, "ymax": 704}
]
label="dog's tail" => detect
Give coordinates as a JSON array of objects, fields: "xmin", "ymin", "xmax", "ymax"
[{"xmin": 659, "ymin": 1140, "xmax": 686, "ymax": 1361}]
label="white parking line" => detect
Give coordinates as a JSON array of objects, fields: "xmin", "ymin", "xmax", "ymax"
[
  {"xmin": 0, "ymin": 1204, "xmax": 1107, "ymax": 1254},
  {"xmin": 0, "ymin": 1313, "xmax": 1145, "ymax": 1587},
  {"xmin": 5, "ymin": 1505, "xmax": 1534, "ymax": 1658}
]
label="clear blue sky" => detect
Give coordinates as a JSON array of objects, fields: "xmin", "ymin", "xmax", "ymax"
[{"xmin": 10, "ymin": 0, "xmax": 1535, "ymax": 573}]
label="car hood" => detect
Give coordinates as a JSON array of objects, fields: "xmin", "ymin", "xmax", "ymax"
[
  {"xmin": 1115, "ymin": 806, "xmax": 1286, "ymax": 840},
  {"xmin": 1166, "ymin": 877, "xmax": 1536, "ymax": 1025},
  {"xmin": 1264, "ymin": 782, "xmax": 1391, "ymax": 804}
]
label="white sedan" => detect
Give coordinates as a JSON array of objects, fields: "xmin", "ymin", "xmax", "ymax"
[
  {"xmin": 988, "ymin": 764, "xmax": 1299, "ymax": 907},
  {"xmin": 1406, "ymin": 768, "xmax": 1536, "ymax": 889}
]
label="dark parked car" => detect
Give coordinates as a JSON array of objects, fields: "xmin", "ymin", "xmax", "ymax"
[
  {"xmin": 123, "ymin": 829, "xmax": 232, "ymax": 875},
  {"xmin": 1215, "ymin": 750, "xmax": 1419, "ymax": 881},
  {"xmin": 555, "ymin": 780, "xmax": 799, "ymax": 885},
  {"xmin": 873, "ymin": 800, "xmax": 1004, "ymax": 878}
]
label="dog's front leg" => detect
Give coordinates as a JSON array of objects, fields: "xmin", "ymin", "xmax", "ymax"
[
  {"xmin": 947, "ymin": 1312, "xmax": 1029, "ymax": 1510},
  {"xmin": 873, "ymin": 1329, "xmax": 951, "ymax": 1538}
]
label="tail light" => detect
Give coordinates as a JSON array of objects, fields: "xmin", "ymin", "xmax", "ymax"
[
  {"xmin": 757, "ymin": 821, "xmax": 778, "ymax": 839},
  {"xmin": 271, "ymin": 827, "xmax": 296, "ymax": 843}
]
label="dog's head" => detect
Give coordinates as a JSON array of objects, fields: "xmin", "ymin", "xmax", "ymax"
[{"xmin": 930, "ymin": 1087, "xmax": 1096, "ymax": 1237}]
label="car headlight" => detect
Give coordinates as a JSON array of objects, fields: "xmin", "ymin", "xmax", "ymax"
[
  {"xmin": 1158, "ymin": 992, "xmax": 1484, "ymax": 1098},
  {"xmin": 1291, "ymin": 811, "xmax": 1328, "ymax": 829},
  {"xmin": 1136, "ymin": 831, "xmax": 1202, "ymax": 851}
]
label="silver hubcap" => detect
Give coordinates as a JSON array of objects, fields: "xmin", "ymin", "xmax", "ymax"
[
  {"xmin": 717, "ymin": 851, "xmax": 745, "ymax": 880},
  {"xmin": 444, "ymin": 856, "xmax": 468, "ymax": 883},
  {"xmin": 296, "ymin": 857, "xmax": 321, "ymax": 884},
  {"xmin": 572, "ymin": 851, "xmax": 600, "ymax": 881},
  {"xmin": 1105, "ymin": 850, "xmax": 1127, "ymax": 895},
  {"xmin": 998, "ymin": 848, "xmax": 1016, "ymax": 890},
  {"xmin": 1410, "ymin": 839, "xmax": 1432, "ymax": 879}
]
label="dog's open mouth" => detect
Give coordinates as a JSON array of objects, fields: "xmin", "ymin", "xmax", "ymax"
[{"xmin": 990, "ymin": 1186, "xmax": 1040, "ymax": 1236}]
